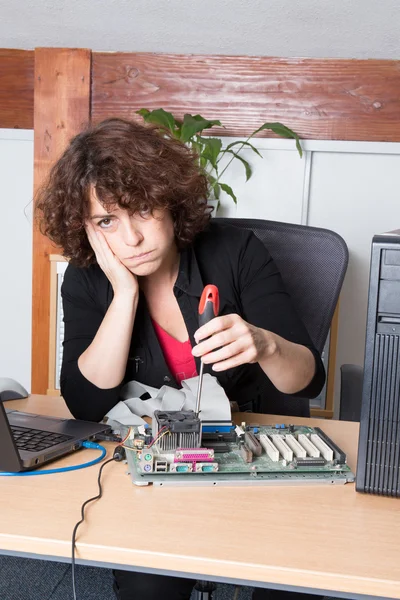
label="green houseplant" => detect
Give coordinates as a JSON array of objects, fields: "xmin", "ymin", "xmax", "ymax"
[{"xmin": 137, "ymin": 108, "xmax": 302, "ymax": 210}]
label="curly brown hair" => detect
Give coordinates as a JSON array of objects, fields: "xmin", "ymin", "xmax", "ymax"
[{"xmin": 36, "ymin": 117, "xmax": 211, "ymax": 266}]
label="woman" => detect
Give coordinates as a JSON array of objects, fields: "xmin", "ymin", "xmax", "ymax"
[{"xmin": 37, "ymin": 117, "xmax": 325, "ymax": 600}]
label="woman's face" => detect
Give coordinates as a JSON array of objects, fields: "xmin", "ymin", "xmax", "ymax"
[{"xmin": 88, "ymin": 190, "xmax": 177, "ymax": 277}]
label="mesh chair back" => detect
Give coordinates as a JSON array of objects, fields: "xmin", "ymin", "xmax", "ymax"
[{"xmin": 214, "ymin": 218, "xmax": 348, "ymax": 354}]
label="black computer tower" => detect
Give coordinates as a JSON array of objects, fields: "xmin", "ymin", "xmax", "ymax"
[{"xmin": 356, "ymin": 231, "xmax": 400, "ymax": 496}]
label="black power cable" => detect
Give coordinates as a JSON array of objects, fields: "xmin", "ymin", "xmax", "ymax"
[{"xmin": 71, "ymin": 445, "xmax": 126, "ymax": 600}]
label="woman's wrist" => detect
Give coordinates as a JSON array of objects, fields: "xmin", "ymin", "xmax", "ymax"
[
  {"xmin": 257, "ymin": 328, "xmax": 279, "ymax": 363},
  {"xmin": 112, "ymin": 288, "xmax": 139, "ymax": 307},
  {"xmin": 257, "ymin": 328, "xmax": 315, "ymax": 394}
]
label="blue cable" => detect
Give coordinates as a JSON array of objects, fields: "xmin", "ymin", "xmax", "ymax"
[{"xmin": 0, "ymin": 441, "xmax": 107, "ymax": 476}]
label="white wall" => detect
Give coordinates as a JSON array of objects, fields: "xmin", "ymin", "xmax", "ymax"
[
  {"xmin": 0, "ymin": 130, "xmax": 34, "ymax": 392},
  {"xmin": 1, "ymin": 0, "xmax": 399, "ymax": 59}
]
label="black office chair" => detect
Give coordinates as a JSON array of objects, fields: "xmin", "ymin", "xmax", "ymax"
[
  {"xmin": 215, "ymin": 217, "xmax": 349, "ymax": 356},
  {"xmin": 217, "ymin": 218, "xmax": 350, "ymax": 420},
  {"xmin": 192, "ymin": 217, "xmax": 349, "ymax": 600}
]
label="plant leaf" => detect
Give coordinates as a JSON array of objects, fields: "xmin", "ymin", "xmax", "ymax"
[
  {"xmin": 220, "ymin": 182, "xmax": 237, "ymax": 204},
  {"xmin": 180, "ymin": 114, "xmax": 222, "ymax": 143},
  {"xmin": 190, "ymin": 140, "xmax": 201, "ymax": 157},
  {"xmin": 224, "ymin": 150, "xmax": 252, "ymax": 181},
  {"xmin": 191, "ymin": 114, "xmax": 222, "ymax": 126},
  {"xmin": 137, "ymin": 108, "xmax": 150, "ymax": 118},
  {"xmin": 201, "ymin": 138, "xmax": 222, "ymax": 170},
  {"xmin": 224, "ymin": 140, "xmax": 262, "ymax": 158},
  {"xmin": 136, "ymin": 108, "xmax": 176, "ymax": 134},
  {"xmin": 212, "ymin": 182, "xmax": 221, "ymax": 200},
  {"xmin": 251, "ymin": 122, "xmax": 303, "ymax": 157},
  {"xmin": 207, "ymin": 174, "xmax": 220, "ymax": 200}
]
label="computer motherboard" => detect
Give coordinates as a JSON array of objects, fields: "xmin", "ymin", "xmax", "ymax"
[{"xmin": 124, "ymin": 411, "xmax": 355, "ymax": 487}]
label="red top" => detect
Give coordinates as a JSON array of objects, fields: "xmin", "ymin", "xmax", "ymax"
[{"xmin": 152, "ymin": 320, "xmax": 198, "ymax": 386}]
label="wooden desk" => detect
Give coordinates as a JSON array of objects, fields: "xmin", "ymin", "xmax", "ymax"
[{"xmin": 1, "ymin": 395, "xmax": 399, "ymax": 599}]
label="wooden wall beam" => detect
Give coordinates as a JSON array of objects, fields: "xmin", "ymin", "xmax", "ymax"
[
  {"xmin": 92, "ymin": 53, "xmax": 400, "ymax": 142},
  {"xmin": 0, "ymin": 49, "xmax": 34, "ymax": 129},
  {"xmin": 32, "ymin": 48, "xmax": 91, "ymax": 394}
]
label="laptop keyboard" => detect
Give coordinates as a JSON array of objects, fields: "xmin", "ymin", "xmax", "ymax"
[{"xmin": 11, "ymin": 425, "xmax": 73, "ymax": 452}]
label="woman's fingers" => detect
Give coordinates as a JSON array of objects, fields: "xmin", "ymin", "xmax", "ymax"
[
  {"xmin": 194, "ymin": 314, "xmax": 237, "ymax": 342},
  {"xmin": 201, "ymin": 339, "xmax": 254, "ymax": 364},
  {"xmin": 192, "ymin": 313, "xmax": 271, "ymax": 372},
  {"xmin": 86, "ymin": 224, "xmax": 112, "ymax": 264},
  {"xmin": 84, "ymin": 222, "xmax": 138, "ymax": 296},
  {"xmin": 85, "ymin": 222, "xmax": 99, "ymax": 251},
  {"xmin": 211, "ymin": 350, "xmax": 254, "ymax": 372},
  {"xmin": 192, "ymin": 329, "xmax": 234, "ymax": 356},
  {"xmin": 86, "ymin": 223, "xmax": 107, "ymax": 266},
  {"xmin": 193, "ymin": 314, "xmax": 248, "ymax": 356},
  {"xmin": 86, "ymin": 223, "xmax": 120, "ymax": 272}
]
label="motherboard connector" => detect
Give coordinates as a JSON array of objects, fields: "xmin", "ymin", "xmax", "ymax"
[
  {"xmin": 154, "ymin": 460, "xmax": 168, "ymax": 472},
  {"xmin": 138, "ymin": 449, "xmax": 154, "ymax": 473},
  {"xmin": 259, "ymin": 434, "xmax": 279, "ymax": 462},
  {"xmin": 313, "ymin": 427, "xmax": 347, "ymax": 464},
  {"xmin": 298, "ymin": 434, "xmax": 320, "ymax": 458},
  {"xmin": 310, "ymin": 434, "xmax": 334, "ymax": 461},
  {"xmin": 285, "ymin": 434, "xmax": 306, "ymax": 458},
  {"xmin": 194, "ymin": 462, "xmax": 219, "ymax": 473},
  {"xmin": 235, "ymin": 425, "xmax": 245, "ymax": 438},
  {"xmin": 244, "ymin": 432, "xmax": 262, "ymax": 457},
  {"xmin": 239, "ymin": 443, "xmax": 253, "ymax": 463},
  {"xmin": 169, "ymin": 462, "xmax": 193, "ymax": 473},
  {"xmin": 175, "ymin": 448, "xmax": 214, "ymax": 462},
  {"xmin": 271, "ymin": 435, "xmax": 293, "ymax": 462},
  {"xmin": 295, "ymin": 457, "xmax": 326, "ymax": 467}
]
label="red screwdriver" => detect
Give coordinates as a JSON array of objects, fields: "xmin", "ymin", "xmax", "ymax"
[{"xmin": 195, "ymin": 285, "xmax": 220, "ymax": 417}]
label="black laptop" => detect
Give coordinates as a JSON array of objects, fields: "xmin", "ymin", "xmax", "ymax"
[{"xmin": 0, "ymin": 402, "xmax": 111, "ymax": 472}]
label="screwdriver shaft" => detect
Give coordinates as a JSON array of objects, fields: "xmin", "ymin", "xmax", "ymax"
[
  {"xmin": 195, "ymin": 284, "xmax": 219, "ymax": 419},
  {"xmin": 195, "ymin": 361, "xmax": 204, "ymax": 417}
]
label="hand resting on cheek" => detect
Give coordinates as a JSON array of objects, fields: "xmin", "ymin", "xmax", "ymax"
[{"xmin": 85, "ymin": 222, "xmax": 138, "ymax": 297}]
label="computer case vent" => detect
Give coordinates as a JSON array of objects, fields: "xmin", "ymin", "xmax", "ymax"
[{"xmin": 356, "ymin": 231, "xmax": 400, "ymax": 496}]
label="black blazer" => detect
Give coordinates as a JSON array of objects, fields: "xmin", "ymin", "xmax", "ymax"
[{"xmin": 60, "ymin": 223, "xmax": 325, "ymax": 422}]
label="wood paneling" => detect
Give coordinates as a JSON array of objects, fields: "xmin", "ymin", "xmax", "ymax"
[
  {"xmin": 32, "ymin": 48, "xmax": 91, "ymax": 394},
  {"xmin": 92, "ymin": 53, "xmax": 400, "ymax": 142},
  {"xmin": 0, "ymin": 49, "xmax": 34, "ymax": 129},
  {"xmin": 2, "ymin": 49, "xmax": 400, "ymax": 140},
  {"xmin": 48, "ymin": 256, "xmax": 58, "ymax": 395}
]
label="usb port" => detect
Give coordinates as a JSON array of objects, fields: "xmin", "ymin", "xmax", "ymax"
[{"xmin": 155, "ymin": 461, "xmax": 168, "ymax": 472}]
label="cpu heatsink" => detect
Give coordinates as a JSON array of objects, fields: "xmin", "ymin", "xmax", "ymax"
[{"xmin": 152, "ymin": 410, "xmax": 202, "ymax": 451}]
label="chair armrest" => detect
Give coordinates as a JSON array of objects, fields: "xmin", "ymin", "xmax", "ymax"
[{"xmin": 339, "ymin": 364, "xmax": 363, "ymax": 422}]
